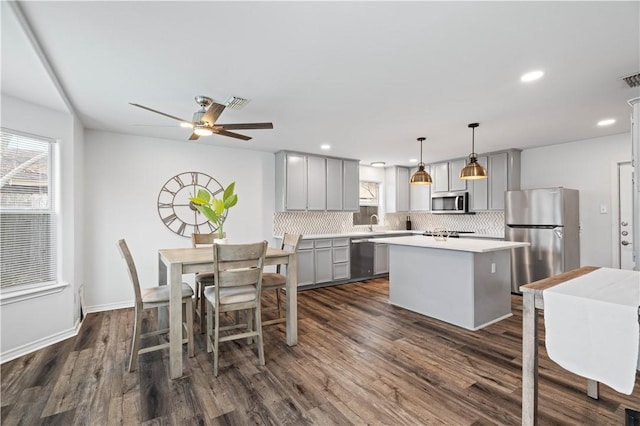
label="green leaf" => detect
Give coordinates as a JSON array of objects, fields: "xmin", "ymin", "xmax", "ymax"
[
  {"xmin": 189, "ymin": 196, "xmax": 208, "ymax": 206},
  {"xmin": 213, "ymin": 198, "xmax": 225, "ymax": 215},
  {"xmin": 198, "ymin": 205, "xmax": 219, "ymax": 224},
  {"xmin": 223, "ymin": 182, "xmax": 235, "ymax": 201},
  {"xmin": 197, "ymin": 189, "xmax": 211, "ymax": 203},
  {"xmin": 224, "ymin": 193, "xmax": 238, "ymax": 209}
]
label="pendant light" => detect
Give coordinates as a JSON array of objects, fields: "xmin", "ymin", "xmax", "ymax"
[
  {"xmin": 459, "ymin": 122, "xmax": 487, "ymax": 180},
  {"xmin": 410, "ymin": 137, "xmax": 432, "ymax": 185}
]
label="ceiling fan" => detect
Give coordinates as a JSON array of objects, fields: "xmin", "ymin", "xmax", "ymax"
[{"xmin": 129, "ymin": 95, "xmax": 273, "ymax": 141}]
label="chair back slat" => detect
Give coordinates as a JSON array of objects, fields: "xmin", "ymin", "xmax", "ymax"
[
  {"xmin": 191, "ymin": 232, "xmax": 226, "ymax": 248},
  {"xmin": 117, "ymin": 239, "xmax": 142, "ymax": 306},
  {"xmin": 213, "ymin": 241, "xmax": 268, "ymax": 296}
]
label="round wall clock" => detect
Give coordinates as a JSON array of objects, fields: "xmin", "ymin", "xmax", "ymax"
[{"xmin": 157, "ymin": 171, "xmax": 225, "ymax": 237}]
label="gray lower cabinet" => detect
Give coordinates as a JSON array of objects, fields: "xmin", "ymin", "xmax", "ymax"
[
  {"xmin": 295, "ymin": 237, "xmax": 350, "ymax": 286},
  {"xmin": 296, "ymin": 246, "xmax": 315, "ymax": 286}
]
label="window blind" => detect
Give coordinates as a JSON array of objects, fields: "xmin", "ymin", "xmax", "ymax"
[{"xmin": 0, "ymin": 128, "xmax": 57, "ymax": 289}]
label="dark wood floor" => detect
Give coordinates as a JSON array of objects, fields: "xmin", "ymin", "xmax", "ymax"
[{"xmin": 2, "ymin": 278, "xmax": 639, "ymax": 425}]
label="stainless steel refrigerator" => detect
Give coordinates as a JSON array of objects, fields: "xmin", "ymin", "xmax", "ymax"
[{"xmin": 505, "ymin": 188, "xmax": 580, "ymax": 293}]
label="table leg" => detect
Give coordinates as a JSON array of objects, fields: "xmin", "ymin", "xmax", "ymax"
[
  {"xmin": 285, "ymin": 253, "xmax": 298, "ymax": 346},
  {"xmin": 168, "ymin": 263, "xmax": 183, "ymax": 379},
  {"xmin": 522, "ymin": 291, "xmax": 539, "ymax": 425},
  {"xmin": 158, "ymin": 255, "xmax": 168, "ymax": 329},
  {"xmin": 587, "ymin": 379, "xmax": 599, "ymax": 399}
]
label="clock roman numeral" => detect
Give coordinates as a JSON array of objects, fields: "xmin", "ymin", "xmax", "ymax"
[
  {"xmin": 158, "ymin": 202, "xmax": 173, "ymax": 209},
  {"xmin": 173, "ymin": 175, "xmax": 185, "ymax": 187},
  {"xmin": 190, "ymin": 172, "xmax": 198, "ymax": 186},
  {"xmin": 176, "ymin": 221, "xmax": 187, "ymax": 236},
  {"xmin": 162, "ymin": 187, "xmax": 176, "ymax": 196},
  {"xmin": 206, "ymin": 222, "xmax": 215, "ymax": 232},
  {"xmin": 162, "ymin": 213, "xmax": 177, "ymax": 226}
]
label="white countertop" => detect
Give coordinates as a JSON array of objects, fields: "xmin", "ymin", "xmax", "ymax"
[
  {"xmin": 368, "ymin": 235, "xmax": 528, "ymax": 253},
  {"xmin": 275, "ymin": 230, "xmax": 505, "ymax": 240}
]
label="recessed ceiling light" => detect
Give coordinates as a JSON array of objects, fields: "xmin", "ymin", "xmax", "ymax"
[
  {"xmin": 320, "ymin": 144, "xmax": 331, "ymax": 150},
  {"xmin": 521, "ymin": 70, "xmax": 544, "ymax": 83},
  {"xmin": 409, "ymin": 158, "xmax": 418, "ymax": 163},
  {"xmin": 597, "ymin": 118, "xmax": 616, "ymax": 127},
  {"xmin": 370, "ymin": 162, "xmax": 386, "ymax": 167}
]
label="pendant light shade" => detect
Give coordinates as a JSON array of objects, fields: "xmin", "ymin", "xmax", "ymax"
[
  {"xmin": 410, "ymin": 137, "xmax": 432, "ymax": 185},
  {"xmin": 460, "ymin": 123, "xmax": 488, "ymax": 180}
]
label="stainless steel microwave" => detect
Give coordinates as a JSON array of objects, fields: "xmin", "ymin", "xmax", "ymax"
[{"xmin": 431, "ymin": 192, "xmax": 469, "ymax": 214}]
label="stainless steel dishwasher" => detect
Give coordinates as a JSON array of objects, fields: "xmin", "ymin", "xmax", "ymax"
[{"xmin": 350, "ymin": 238, "xmax": 375, "ymax": 280}]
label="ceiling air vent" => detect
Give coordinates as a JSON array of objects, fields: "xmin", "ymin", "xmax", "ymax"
[
  {"xmin": 622, "ymin": 73, "xmax": 640, "ymax": 88},
  {"xmin": 224, "ymin": 96, "xmax": 251, "ymax": 110}
]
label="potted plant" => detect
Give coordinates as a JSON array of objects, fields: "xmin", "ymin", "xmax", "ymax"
[{"xmin": 189, "ymin": 182, "xmax": 238, "ymax": 240}]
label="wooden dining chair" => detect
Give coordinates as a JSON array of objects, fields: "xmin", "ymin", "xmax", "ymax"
[
  {"xmin": 191, "ymin": 232, "xmax": 225, "ymax": 334},
  {"xmin": 117, "ymin": 239, "xmax": 194, "ymax": 372},
  {"xmin": 261, "ymin": 233, "xmax": 302, "ymax": 326},
  {"xmin": 204, "ymin": 241, "xmax": 268, "ymax": 376}
]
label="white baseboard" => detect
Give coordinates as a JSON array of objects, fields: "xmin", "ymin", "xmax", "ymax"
[
  {"xmin": 0, "ymin": 318, "xmax": 81, "ymax": 364},
  {"xmin": 83, "ymin": 300, "xmax": 133, "ymax": 314}
]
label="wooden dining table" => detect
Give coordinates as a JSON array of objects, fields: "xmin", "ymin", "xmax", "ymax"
[
  {"xmin": 158, "ymin": 246, "xmax": 298, "ymax": 379},
  {"xmin": 520, "ymin": 266, "xmax": 602, "ymax": 425}
]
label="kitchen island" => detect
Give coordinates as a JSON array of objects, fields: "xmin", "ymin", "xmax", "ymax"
[{"xmin": 369, "ymin": 235, "xmax": 529, "ymax": 330}]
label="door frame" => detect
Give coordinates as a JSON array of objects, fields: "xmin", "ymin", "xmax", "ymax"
[{"xmin": 610, "ymin": 161, "xmax": 632, "ymax": 268}]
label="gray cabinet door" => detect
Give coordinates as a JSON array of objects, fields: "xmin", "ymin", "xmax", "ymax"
[
  {"xmin": 374, "ymin": 243, "xmax": 389, "ymax": 274},
  {"xmin": 326, "ymin": 158, "xmax": 343, "ymax": 210},
  {"xmin": 433, "ymin": 162, "xmax": 449, "ymax": 193},
  {"xmin": 449, "ymin": 158, "xmax": 467, "ymax": 192},
  {"xmin": 314, "ymin": 247, "xmax": 333, "ymax": 283},
  {"xmin": 297, "ymin": 249, "xmax": 315, "ymax": 286},
  {"xmin": 342, "ymin": 160, "xmax": 360, "ymax": 211},
  {"xmin": 470, "ymin": 155, "xmax": 488, "ymax": 211},
  {"xmin": 285, "ymin": 153, "xmax": 307, "ymax": 210},
  {"xmin": 409, "ymin": 165, "xmax": 431, "ymax": 211},
  {"xmin": 307, "ymin": 155, "xmax": 326, "ymax": 210},
  {"xmin": 397, "ymin": 167, "xmax": 410, "ymax": 212},
  {"xmin": 489, "ymin": 152, "xmax": 508, "ymax": 210}
]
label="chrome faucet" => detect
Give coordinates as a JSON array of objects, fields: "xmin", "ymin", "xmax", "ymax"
[{"xmin": 369, "ymin": 214, "xmax": 379, "ymax": 232}]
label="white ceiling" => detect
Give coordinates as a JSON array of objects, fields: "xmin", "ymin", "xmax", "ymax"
[{"xmin": 3, "ymin": 1, "xmax": 639, "ymax": 166}]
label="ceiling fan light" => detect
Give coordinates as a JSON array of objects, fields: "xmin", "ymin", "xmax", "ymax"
[
  {"xmin": 180, "ymin": 122, "xmax": 194, "ymax": 128},
  {"xmin": 194, "ymin": 125, "xmax": 213, "ymax": 136}
]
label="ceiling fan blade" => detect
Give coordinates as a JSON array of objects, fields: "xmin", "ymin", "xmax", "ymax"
[
  {"xmin": 213, "ymin": 129, "xmax": 252, "ymax": 141},
  {"xmin": 215, "ymin": 122, "xmax": 274, "ymax": 130},
  {"xmin": 129, "ymin": 103, "xmax": 192, "ymax": 124},
  {"xmin": 200, "ymin": 102, "xmax": 226, "ymax": 126},
  {"xmin": 188, "ymin": 133, "xmax": 200, "ymax": 141}
]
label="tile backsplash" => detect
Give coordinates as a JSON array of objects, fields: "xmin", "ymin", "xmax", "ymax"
[{"xmin": 273, "ymin": 211, "xmax": 505, "ymax": 237}]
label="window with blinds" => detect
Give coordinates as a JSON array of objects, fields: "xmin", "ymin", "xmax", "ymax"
[{"xmin": 0, "ymin": 128, "xmax": 57, "ymax": 289}]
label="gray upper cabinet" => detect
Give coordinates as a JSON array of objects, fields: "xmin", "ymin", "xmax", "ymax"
[
  {"xmin": 307, "ymin": 155, "xmax": 327, "ymax": 210},
  {"xmin": 432, "ymin": 159, "xmax": 467, "ymax": 193},
  {"xmin": 448, "ymin": 158, "xmax": 467, "ymax": 192},
  {"xmin": 275, "ymin": 151, "xmax": 307, "ymax": 210},
  {"xmin": 469, "ymin": 155, "xmax": 488, "ymax": 211},
  {"xmin": 432, "ymin": 162, "xmax": 449, "ymax": 193},
  {"xmin": 275, "ymin": 151, "xmax": 359, "ymax": 212},
  {"xmin": 409, "ymin": 165, "xmax": 431, "ymax": 211},
  {"xmin": 385, "ymin": 166, "xmax": 410, "ymax": 213},
  {"xmin": 326, "ymin": 158, "xmax": 343, "ymax": 210},
  {"xmin": 342, "ymin": 160, "xmax": 360, "ymax": 211},
  {"xmin": 466, "ymin": 149, "xmax": 521, "ymax": 212}
]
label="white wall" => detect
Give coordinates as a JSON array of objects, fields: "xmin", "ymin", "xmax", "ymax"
[
  {"xmin": 521, "ymin": 132, "xmax": 631, "ymax": 267},
  {"xmin": 83, "ymin": 130, "xmax": 276, "ymax": 311},
  {"xmin": 1, "ymin": 94, "xmax": 82, "ymax": 361}
]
